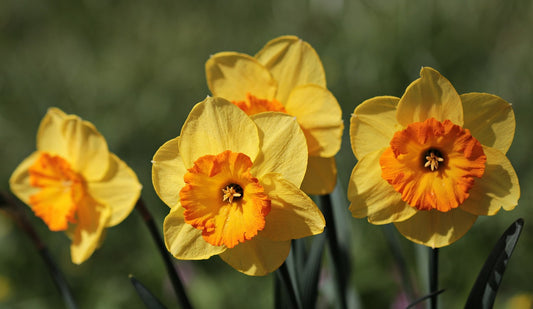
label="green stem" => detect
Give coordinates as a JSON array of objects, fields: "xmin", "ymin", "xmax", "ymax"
[
  {"xmin": 275, "ymin": 262, "xmax": 302, "ymax": 309},
  {"xmin": 320, "ymin": 194, "xmax": 348, "ymax": 309},
  {"xmin": 429, "ymin": 247, "xmax": 439, "ymax": 309},
  {"xmin": 0, "ymin": 191, "xmax": 77, "ymax": 309},
  {"xmin": 135, "ymin": 198, "xmax": 192, "ymax": 309}
]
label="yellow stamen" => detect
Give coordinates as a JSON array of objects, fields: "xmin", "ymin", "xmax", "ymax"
[
  {"xmin": 424, "ymin": 151, "xmax": 445, "ymax": 171},
  {"xmin": 222, "ymin": 185, "xmax": 242, "ymax": 203}
]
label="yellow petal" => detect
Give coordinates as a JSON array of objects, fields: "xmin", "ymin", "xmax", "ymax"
[
  {"xmin": 259, "ymin": 173, "xmax": 324, "ymax": 241},
  {"xmin": 285, "ymin": 85, "xmax": 343, "ymax": 157},
  {"xmin": 255, "ymin": 35, "xmax": 326, "ymax": 103},
  {"xmin": 350, "ymin": 96, "xmax": 401, "ymax": 159},
  {"xmin": 348, "ymin": 149, "xmax": 417, "ymax": 224},
  {"xmin": 9, "ymin": 151, "xmax": 42, "ymax": 205},
  {"xmin": 152, "ymin": 137, "xmax": 187, "ymax": 208},
  {"xmin": 179, "ymin": 97, "xmax": 260, "ymax": 168},
  {"xmin": 164, "ymin": 206, "xmax": 226, "ymax": 260},
  {"xmin": 70, "ymin": 199, "xmax": 111, "ymax": 264},
  {"xmin": 250, "ymin": 112, "xmax": 307, "ymax": 186},
  {"xmin": 300, "ymin": 156, "xmax": 337, "ymax": 195},
  {"xmin": 461, "ymin": 93, "xmax": 516, "ymax": 154},
  {"xmin": 219, "ymin": 236, "xmax": 290, "ymax": 276},
  {"xmin": 87, "ymin": 153, "xmax": 142, "ymax": 227},
  {"xmin": 396, "ymin": 67, "xmax": 463, "ymax": 127},
  {"xmin": 37, "ymin": 108, "xmax": 109, "ymax": 181},
  {"xmin": 394, "ymin": 208, "xmax": 478, "ymax": 248},
  {"xmin": 460, "ymin": 146, "xmax": 520, "ymax": 216},
  {"xmin": 205, "ymin": 52, "xmax": 277, "ymax": 102}
]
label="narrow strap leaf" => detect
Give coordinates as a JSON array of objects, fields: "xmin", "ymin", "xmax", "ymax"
[
  {"xmin": 130, "ymin": 275, "xmax": 167, "ymax": 309},
  {"xmin": 465, "ymin": 218, "xmax": 524, "ymax": 308}
]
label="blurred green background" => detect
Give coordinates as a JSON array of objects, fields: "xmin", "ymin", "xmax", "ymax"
[{"xmin": 1, "ymin": 0, "xmax": 532, "ymax": 308}]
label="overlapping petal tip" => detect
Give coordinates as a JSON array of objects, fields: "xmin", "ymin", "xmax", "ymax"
[
  {"xmin": 88, "ymin": 153, "xmax": 142, "ymax": 227},
  {"xmin": 164, "ymin": 207, "xmax": 226, "ymax": 260},
  {"xmin": 179, "ymin": 97, "xmax": 260, "ymax": 168},
  {"xmin": 347, "ymin": 149, "xmax": 417, "ymax": 224},
  {"xmin": 255, "ymin": 35, "xmax": 326, "ymax": 103},
  {"xmin": 152, "ymin": 137, "xmax": 187, "ymax": 208},
  {"xmin": 460, "ymin": 146, "xmax": 520, "ymax": 216},
  {"xmin": 206, "ymin": 52, "xmax": 277, "ymax": 102},
  {"xmin": 220, "ymin": 235, "xmax": 291, "ymax": 276},
  {"xmin": 250, "ymin": 112, "xmax": 308, "ymax": 186},
  {"xmin": 396, "ymin": 67, "xmax": 463, "ymax": 127},
  {"xmin": 350, "ymin": 96, "xmax": 401, "ymax": 159},
  {"xmin": 394, "ymin": 208, "xmax": 478, "ymax": 248},
  {"xmin": 300, "ymin": 156, "xmax": 337, "ymax": 195},
  {"xmin": 285, "ymin": 84, "xmax": 343, "ymax": 157},
  {"xmin": 37, "ymin": 108, "xmax": 110, "ymax": 181},
  {"xmin": 70, "ymin": 201, "xmax": 111, "ymax": 264},
  {"xmin": 461, "ymin": 92, "xmax": 516, "ymax": 154},
  {"xmin": 259, "ymin": 173, "xmax": 325, "ymax": 241},
  {"xmin": 9, "ymin": 151, "xmax": 42, "ymax": 205}
]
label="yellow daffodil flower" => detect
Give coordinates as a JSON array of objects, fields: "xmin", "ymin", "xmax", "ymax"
[
  {"xmin": 152, "ymin": 97, "xmax": 325, "ymax": 276},
  {"xmin": 348, "ymin": 67, "xmax": 520, "ymax": 248},
  {"xmin": 205, "ymin": 35, "xmax": 343, "ymax": 195},
  {"xmin": 10, "ymin": 108, "xmax": 142, "ymax": 264}
]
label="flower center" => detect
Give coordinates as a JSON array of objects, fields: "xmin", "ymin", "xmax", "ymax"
[
  {"xmin": 222, "ymin": 184, "xmax": 243, "ymax": 203},
  {"xmin": 380, "ymin": 118, "xmax": 486, "ymax": 212},
  {"xmin": 424, "ymin": 149, "xmax": 445, "ymax": 171},
  {"xmin": 232, "ymin": 93, "xmax": 287, "ymax": 115},
  {"xmin": 180, "ymin": 150, "xmax": 271, "ymax": 248},
  {"xmin": 28, "ymin": 153, "xmax": 87, "ymax": 231}
]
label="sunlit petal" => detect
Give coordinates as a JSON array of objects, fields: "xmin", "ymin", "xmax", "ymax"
[{"xmin": 152, "ymin": 137, "xmax": 187, "ymax": 208}]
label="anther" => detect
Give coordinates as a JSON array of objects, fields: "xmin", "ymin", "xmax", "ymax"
[
  {"xmin": 222, "ymin": 184, "xmax": 243, "ymax": 203},
  {"xmin": 424, "ymin": 150, "xmax": 444, "ymax": 171}
]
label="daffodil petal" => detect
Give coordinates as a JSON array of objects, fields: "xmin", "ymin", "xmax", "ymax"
[
  {"xmin": 460, "ymin": 146, "xmax": 520, "ymax": 216},
  {"xmin": 250, "ymin": 112, "xmax": 307, "ymax": 186},
  {"xmin": 396, "ymin": 67, "xmax": 463, "ymax": 127},
  {"xmin": 70, "ymin": 200, "xmax": 111, "ymax": 264},
  {"xmin": 394, "ymin": 208, "xmax": 477, "ymax": 248},
  {"xmin": 300, "ymin": 156, "xmax": 337, "ymax": 195},
  {"xmin": 350, "ymin": 96, "xmax": 401, "ymax": 159},
  {"xmin": 179, "ymin": 97, "xmax": 260, "ymax": 168},
  {"xmin": 164, "ymin": 206, "xmax": 226, "ymax": 260},
  {"xmin": 206, "ymin": 52, "xmax": 277, "ymax": 102},
  {"xmin": 9, "ymin": 151, "xmax": 42, "ymax": 205},
  {"xmin": 37, "ymin": 108, "xmax": 109, "ymax": 181},
  {"xmin": 285, "ymin": 85, "xmax": 343, "ymax": 157},
  {"xmin": 461, "ymin": 93, "xmax": 515, "ymax": 154},
  {"xmin": 348, "ymin": 149, "xmax": 417, "ymax": 224},
  {"xmin": 219, "ymin": 236, "xmax": 290, "ymax": 276},
  {"xmin": 255, "ymin": 35, "xmax": 326, "ymax": 103},
  {"xmin": 88, "ymin": 153, "xmax": 142, "ymax": 227},
  {"xmin": 152, "ymin": 137, "xmax": 187, "ymax": 208},
  {"xmin": 259, "ymin": 173, "xmax": 324, "ymax": 241}
]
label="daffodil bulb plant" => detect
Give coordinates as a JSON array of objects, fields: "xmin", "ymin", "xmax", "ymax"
[
  {"xmin": 205, "ymin": 35, "xmax": 343, "ymax": 195},
  {"xmin": 348, "ymin": 67, "xmax": 520, "ymax": 248},
  {"xmin": 9, "ymin": 108, "xmax": 142, "ymax": 264},
  {"xmin": 152, "ymin": 96, "xmax": 325, "ymax": 276}
]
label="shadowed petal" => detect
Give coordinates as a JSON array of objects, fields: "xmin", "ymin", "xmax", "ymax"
[
  {"xmin": 259, "ymin": 173, "xmax": 324, "ymax": 241},
  {"xmin": 300, "ymin": 156, "xmax": 337, "ymax": 195},
  {"xmin": 461, "ymin": 93, "xmax": 515, "ymax": 154},
  {"xmin": 206, "ymin": 52, "xmax": 277, "ymax": 102},
  {"xmin": 220, "ymin": 236, "xmax": 290, "ymax": 276},
  {"xmin": 255, "ymin": 35, "xmax": 326, "ymax": 103},
  {"xmin": 164, "ymin": 206, "xmax": 227, "ymax": 260},
  {"xmin": 348, "ymin": 149, "xmax": 417, "ymax": 224},
  {"xmin": 152, "ymin": 137, "xmax": 187, "ymax": 208},
  {"xmin": 394, "ymin": 207, "xmax": 477, "ymax": 248},
  {"xmin": 350, "ymin": 96, "xmax": 400, "ymax": 159}
]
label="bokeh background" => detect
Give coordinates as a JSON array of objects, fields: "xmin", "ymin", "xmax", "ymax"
[{"xmin": 1, "ymin": 0, "xmax": 532, "ymax": 308}]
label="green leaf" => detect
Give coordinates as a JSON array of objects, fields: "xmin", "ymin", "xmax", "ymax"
[
  {"xmin": 129, "ymin": 275, "xmax": 167, "ymax": 309},
  {"xmin": 465, "ymin": 218, "xmax": 524, "ymax": 308},
  {"xmin": 300, "ymin": 233, "xmax": 326, "ymax": 309}
]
